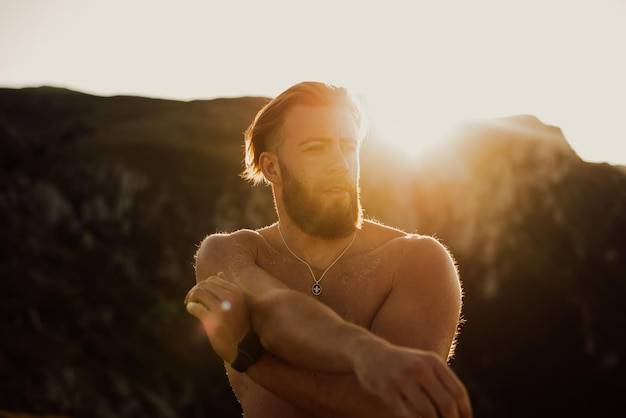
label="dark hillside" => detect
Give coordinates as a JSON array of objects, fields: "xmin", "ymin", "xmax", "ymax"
[
  {"xmin": 409, "ymin": 116, "xmax": 626, "ymax": 416},
  {"xmin": 0, "ymin": 88, "xmax": 272, "ymax": 417},
  {"xmin": 1, "ymin": 87, "xmax": 624, "ymax": 417}
]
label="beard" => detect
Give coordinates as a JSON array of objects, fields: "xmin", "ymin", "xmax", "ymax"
[{"xmin": 280, "ymin": 162, "xmax": 362, "ymax": 239}]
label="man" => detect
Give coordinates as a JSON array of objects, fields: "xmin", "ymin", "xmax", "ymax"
[{"xmin": 185, "ymin": 81, "xmax": 472, "ymax": 417}]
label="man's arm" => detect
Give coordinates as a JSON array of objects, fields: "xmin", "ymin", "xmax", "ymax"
[
  {"xmin": 187, "ymin": 272, "xmax": 395, "ymax": 416},
  {"xmin": 244, "ymin": 234, "xmax": 466, "ymax": 418},
  {"xmin": 370, "ymin": 234, "xmax": 463, "ymax": 361},
  {"xmin": 187, "ymin": 230, "xmax": 471, "ymax": 418}
]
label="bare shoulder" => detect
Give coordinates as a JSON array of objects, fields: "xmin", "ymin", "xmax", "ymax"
[
  {"xmin": 361, "ymin": 220, "xmax": 453, "ymax": 259},
  {"xmin": 397, "ymin": 233, "xmax": 457, "ymax": 283},
  {"xmin": 194, "ymin": 228, "xmax": 268, "ymax": 282},
  {"xmin": 362, "ymin": 220, "xmax": 459, "ymax": 291},
  {"xmin": 398, "ymin": 233, "xmax": 456, "ymax": 265},
  {"xmin": 196, "ymin": 228, "xmax": 263, "ymax": 254}
]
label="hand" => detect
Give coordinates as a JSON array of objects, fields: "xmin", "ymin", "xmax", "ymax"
[
  {"xmin": 184, "ymin": 272, "xmax": 250, "ymax": 363},
  {"xmin": 352, "ymin": 340, "xmax": 472, "ymax": 418}
]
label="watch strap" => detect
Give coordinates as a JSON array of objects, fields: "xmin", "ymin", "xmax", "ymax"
[{"xmin": 231, "ymin": 331, "xmax": 264, "ymax": 372}]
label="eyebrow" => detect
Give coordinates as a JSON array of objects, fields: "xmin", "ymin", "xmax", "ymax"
[
  {"xmin": 299, "ymin": 136, "xmax": 358, "ymax": 146},
  {"xmin": 297, "ymin": 137, "xmax": 328, "ymax": 148}
]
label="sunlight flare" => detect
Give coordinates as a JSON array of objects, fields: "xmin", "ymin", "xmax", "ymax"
[{"xmin": 363, "ymin": 95, "xmax": 457, "ymax": 161}]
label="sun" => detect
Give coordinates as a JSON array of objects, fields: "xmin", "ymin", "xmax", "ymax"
[{"xmin": 362, "ymin": 95, "xmax": 457, "ymax": 161}]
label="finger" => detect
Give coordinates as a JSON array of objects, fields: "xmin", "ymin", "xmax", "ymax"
[
  {"xmin": 205, "ymin": 273, "xmax": 238, "ymax": 292},
  {"xmin": 382, "ymin": 389, "xmax": 413, "ymax": 418},
  {"xmin": 418, "ymin": 371, "xmax": 458, "ymax": 418},
  {"xmin": 186, "ymin": 301, "xmax": 222, "ymax": 338},
  {"xmin": 185, "ymin": 279, "xmax": 217, "ymax": 304},
  {"xmin": 186, "ymin": 277, "xmax": 240, "ymax": 314},
  {"xmin": 400, "ymin": 383, "xmax": 439, "ymax": 418},
  {"xmin": 186, "ymin": 301, "xmax": 211, "ymax": 319},
  {"xmin": 184, "ymin": 286, "xmax": 200, "ymax": 305},
  {"xmin": 203, "ymin": 281, "xmax": 234, "ymax": 306},
  {"xmin": 184, "ymin": 286, "xmax": 196, "ymax": 304},
  {"xmin": 186, "ymin": 285, "xmax": 222, "ymax": 311},
  {"xmin": 433, "ymin": 362, "xmax": 472, "ymax": 418},
  {"xmin": 193, "ymin": 277, "xmax": 232, "ymax": 298}
]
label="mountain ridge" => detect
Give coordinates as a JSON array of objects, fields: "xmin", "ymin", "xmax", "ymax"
[{"xmin": 1, "ymin": 86, "xmax": 624, "ymax": 418}]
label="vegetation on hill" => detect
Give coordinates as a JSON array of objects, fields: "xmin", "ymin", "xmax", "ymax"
[{"xmin": 1, "ymin": 87, "xmax": 624, "ymax": 417}]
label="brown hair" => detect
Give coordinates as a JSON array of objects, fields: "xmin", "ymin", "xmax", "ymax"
[{"xmin": 241, "ymin": 81, "xmax": 367, "ymax": 185}]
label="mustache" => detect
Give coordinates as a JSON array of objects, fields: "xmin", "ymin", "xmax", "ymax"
[{"xmin": 321, "ymin": 177, "xmax": 357, "ymax": 191}]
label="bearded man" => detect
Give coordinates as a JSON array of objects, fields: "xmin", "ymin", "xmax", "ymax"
[{"xmin": 185, "ymin": 81, "xmax": 472, "ymax": 418}]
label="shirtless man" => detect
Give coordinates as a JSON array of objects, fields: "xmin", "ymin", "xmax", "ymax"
[{"xmin": 185, "ymin": 81, "xmax": 472, "ymax": 418}]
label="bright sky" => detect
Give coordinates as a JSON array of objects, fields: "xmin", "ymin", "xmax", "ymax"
[{"xmin": 1, "ymin": 0, "xmax": 625, "ymax": 165}]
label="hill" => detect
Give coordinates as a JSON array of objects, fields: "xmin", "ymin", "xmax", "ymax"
[{"xmin": 1, "ymin": 87, "xmax": 624, "ymax": 417}]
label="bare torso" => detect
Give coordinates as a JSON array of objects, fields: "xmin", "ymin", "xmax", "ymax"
[{"xmin": 227, "ymin": 221, "xmax": 413, "ymax": 417}]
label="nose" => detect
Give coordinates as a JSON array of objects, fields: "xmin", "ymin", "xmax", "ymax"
[{"xmin": 326, "ymin": 143, "xmax": 350, "ymax": 174}]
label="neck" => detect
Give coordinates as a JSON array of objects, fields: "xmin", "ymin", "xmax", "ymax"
[{"xmin": 276, "ymin": 220, "xmax": 356, "ymax": 269}]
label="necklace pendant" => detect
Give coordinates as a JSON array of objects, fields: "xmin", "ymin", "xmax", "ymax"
[{"xmin": 312, "ymin": 283, "xmax": 322, "ymax": 296}]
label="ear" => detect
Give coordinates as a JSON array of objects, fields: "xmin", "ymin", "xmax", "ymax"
[{"xmin": 259, "ymin": 151, "xmax": 282, "ymax": 186}]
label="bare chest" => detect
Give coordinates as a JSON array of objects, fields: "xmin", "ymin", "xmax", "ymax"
[{"xmin": 256, "ymin": 248, "xmax": 395, "ymax": 327}]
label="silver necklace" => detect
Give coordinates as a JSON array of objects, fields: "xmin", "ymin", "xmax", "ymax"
[{"xmin": 277, "ymin": 224, "xmax": 357, "ymax": 296}]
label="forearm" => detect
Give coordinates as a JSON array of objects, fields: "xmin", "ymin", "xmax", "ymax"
[
  {"xmin": 246, "ymin": 353, "xmax": 393, "ymax": 418},
  {"xmin": 245, "ymin": 283, "xmax": 472, "ymax": 418},
  {"xmin": 244, "ymin": 280, "xmax": 387, "ymax": 374}
]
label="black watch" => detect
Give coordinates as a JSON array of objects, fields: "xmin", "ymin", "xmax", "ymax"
[{"xmin": 231, "ymin": 331, "xmax": 264, "ymax": 372}]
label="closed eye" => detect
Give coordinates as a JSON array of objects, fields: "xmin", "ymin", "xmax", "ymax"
[{"xmin": 304, "ymin": 143, "xmax": 325, "ymax": 152}]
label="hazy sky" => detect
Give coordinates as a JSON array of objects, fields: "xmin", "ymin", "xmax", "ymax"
[{"xmin": 1, "ymin": 0, "xmax": 625, "ymax": 164}]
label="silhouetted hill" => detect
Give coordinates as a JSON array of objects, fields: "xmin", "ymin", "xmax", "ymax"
[
  {"xmin": 408, "ymin": 116, "xmax": 626, "ymax": 416},
  {"xmin": 1, "ymin": 87, "xmax": 624, "ymax": 417}
]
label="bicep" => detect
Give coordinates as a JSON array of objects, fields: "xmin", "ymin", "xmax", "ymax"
[{"xmin": 370, "ymin": 236, "xmax": 463, "ymax": 361}]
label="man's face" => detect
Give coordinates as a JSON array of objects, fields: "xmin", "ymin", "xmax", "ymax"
[{"xmin": 277, "ymin": 105, "xmax": 362, "ymax": 239}]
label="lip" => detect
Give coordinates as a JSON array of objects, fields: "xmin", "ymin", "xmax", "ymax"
[
  {"xmin": 324, "ymin": 184, "xmax": 350, "ymax": 197},
  {"xmin": 327, "ymin": 186, "xmax": 346, "ymax": 192},
  {"xmin": 325, "ymin": 182, "xmax": 347, "ymax": 191}
]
